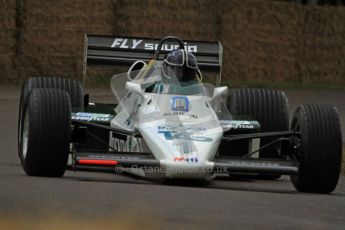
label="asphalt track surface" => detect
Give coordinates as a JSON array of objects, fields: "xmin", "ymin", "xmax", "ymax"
[{"xmin": 0, "ymin": 86, "xmax": 344, "ymax": 229}]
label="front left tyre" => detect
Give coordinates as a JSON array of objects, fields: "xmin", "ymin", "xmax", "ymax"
[{"xmin": 19, "ymin": 88, "xmax": 71, "ymax": 177}]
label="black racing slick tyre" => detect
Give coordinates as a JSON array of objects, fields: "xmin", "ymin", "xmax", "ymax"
[
  {"xmin": 290, "ymin": 104, "xmax": 342, "ymax": 193},
  {"xmin": 19, "ymin": 88, "xmax": 71, "ymax": 177},
  {"xmin": 223, "ymin": 88, "xmax": 289, "ymax": 180},
  {"xmin": 19, "ymin": 77, "xmax": 84, "ymax": 108},
  {"xmin": 18, "ymin": 77, "xmax": 83, "ymax": 159},
  {"xmin": 225, "ymin": 88, "xmax": 289, "ymax": 158}
]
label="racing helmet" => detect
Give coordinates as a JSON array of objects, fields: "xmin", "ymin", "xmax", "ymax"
[{"xmin": 161, "ymin": 49, "xmax": 199, "ymax": 84}]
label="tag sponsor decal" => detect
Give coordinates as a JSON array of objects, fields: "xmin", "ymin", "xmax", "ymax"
[
  {"xmin": 158, "ymin": 125, "xmax": 206, "ymax": 132},
  {"xmin": 157, "ymin": 125, "xmax": 212, "ymax": 142},
  {"xmin": 158, "ymin": 131, "xmax": 212, "ymax": 142}
]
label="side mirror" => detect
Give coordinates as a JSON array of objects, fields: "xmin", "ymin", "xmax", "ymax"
[
  {"xmin": 125, "ymin": 82, "xmax": 145, "ymax": 99},
  {"xmin": 211, "ymin": 86, "xmax": 228, "ymax": 101}
]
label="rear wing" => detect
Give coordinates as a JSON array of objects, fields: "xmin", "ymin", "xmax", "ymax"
[{"xmin": 83, "ymin": 34, "xmax": 223, "ymax": 85}]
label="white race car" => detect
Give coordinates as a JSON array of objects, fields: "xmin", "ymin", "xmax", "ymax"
[{"xmin": 18, "ymin": 36, "xmax": 343, "ymax": 193}]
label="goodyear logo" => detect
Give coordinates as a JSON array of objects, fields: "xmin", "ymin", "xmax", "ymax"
[
  {"xmin": 171, "ymin": 96, "xmax": 189, "ymax": 112},
  {"xmin": 72, "ymin": 112, "xmax": 113, "ymax": 122}
]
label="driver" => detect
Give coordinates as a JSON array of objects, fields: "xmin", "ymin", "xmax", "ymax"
[{"xmin": 161, "ymin": 49, "xmax": 202, "ymax": 86}]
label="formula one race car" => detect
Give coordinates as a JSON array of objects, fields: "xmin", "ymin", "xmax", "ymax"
[{"xmin": 18, "ymin": 36, "xmax": 343, "ymax": 193}]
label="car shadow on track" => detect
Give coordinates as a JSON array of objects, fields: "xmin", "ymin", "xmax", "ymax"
[
  {"xmin": 62, "ymin": 171, "xmax": 305, "ymax": 195},
  {"xmin": 13, "ymin": 167, "xmax": 345, "ymax": 196}
]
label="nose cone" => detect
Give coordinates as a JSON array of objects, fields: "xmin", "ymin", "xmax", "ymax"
[{"xmin": 139, "ymin": 123, "xmax": 223, "ymax": 179}]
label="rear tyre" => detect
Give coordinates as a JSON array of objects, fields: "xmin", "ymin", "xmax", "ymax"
[
  {"xmin": 222, "ymin": 88, "xmax": 289, "ymax": 179},
  {"xmin": 226, "ymin": 88, "xmax": 289, "ymax": 157},
  {"xmin": 290, "ymin": 104, "xmax": 342, "ymax": 193},
  {"xmin": 18, "ymin": 77, "xmax": 83, "ymax": 159},
  {"xmin": 19, "ymin": 77, "xmax": 84, "ymax": 108},
  {"xmin": 19, "ymin": 88, "xmax": 71, "ymax": 177}
]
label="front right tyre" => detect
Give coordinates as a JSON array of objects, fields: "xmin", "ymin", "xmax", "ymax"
[
  {"xmin": 290, "ymin": 104, "xmax": 343, "ymax": 193},
  {"xmin": 19, "ymin": 88, "xmax": 72, "ymax": 177}
]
